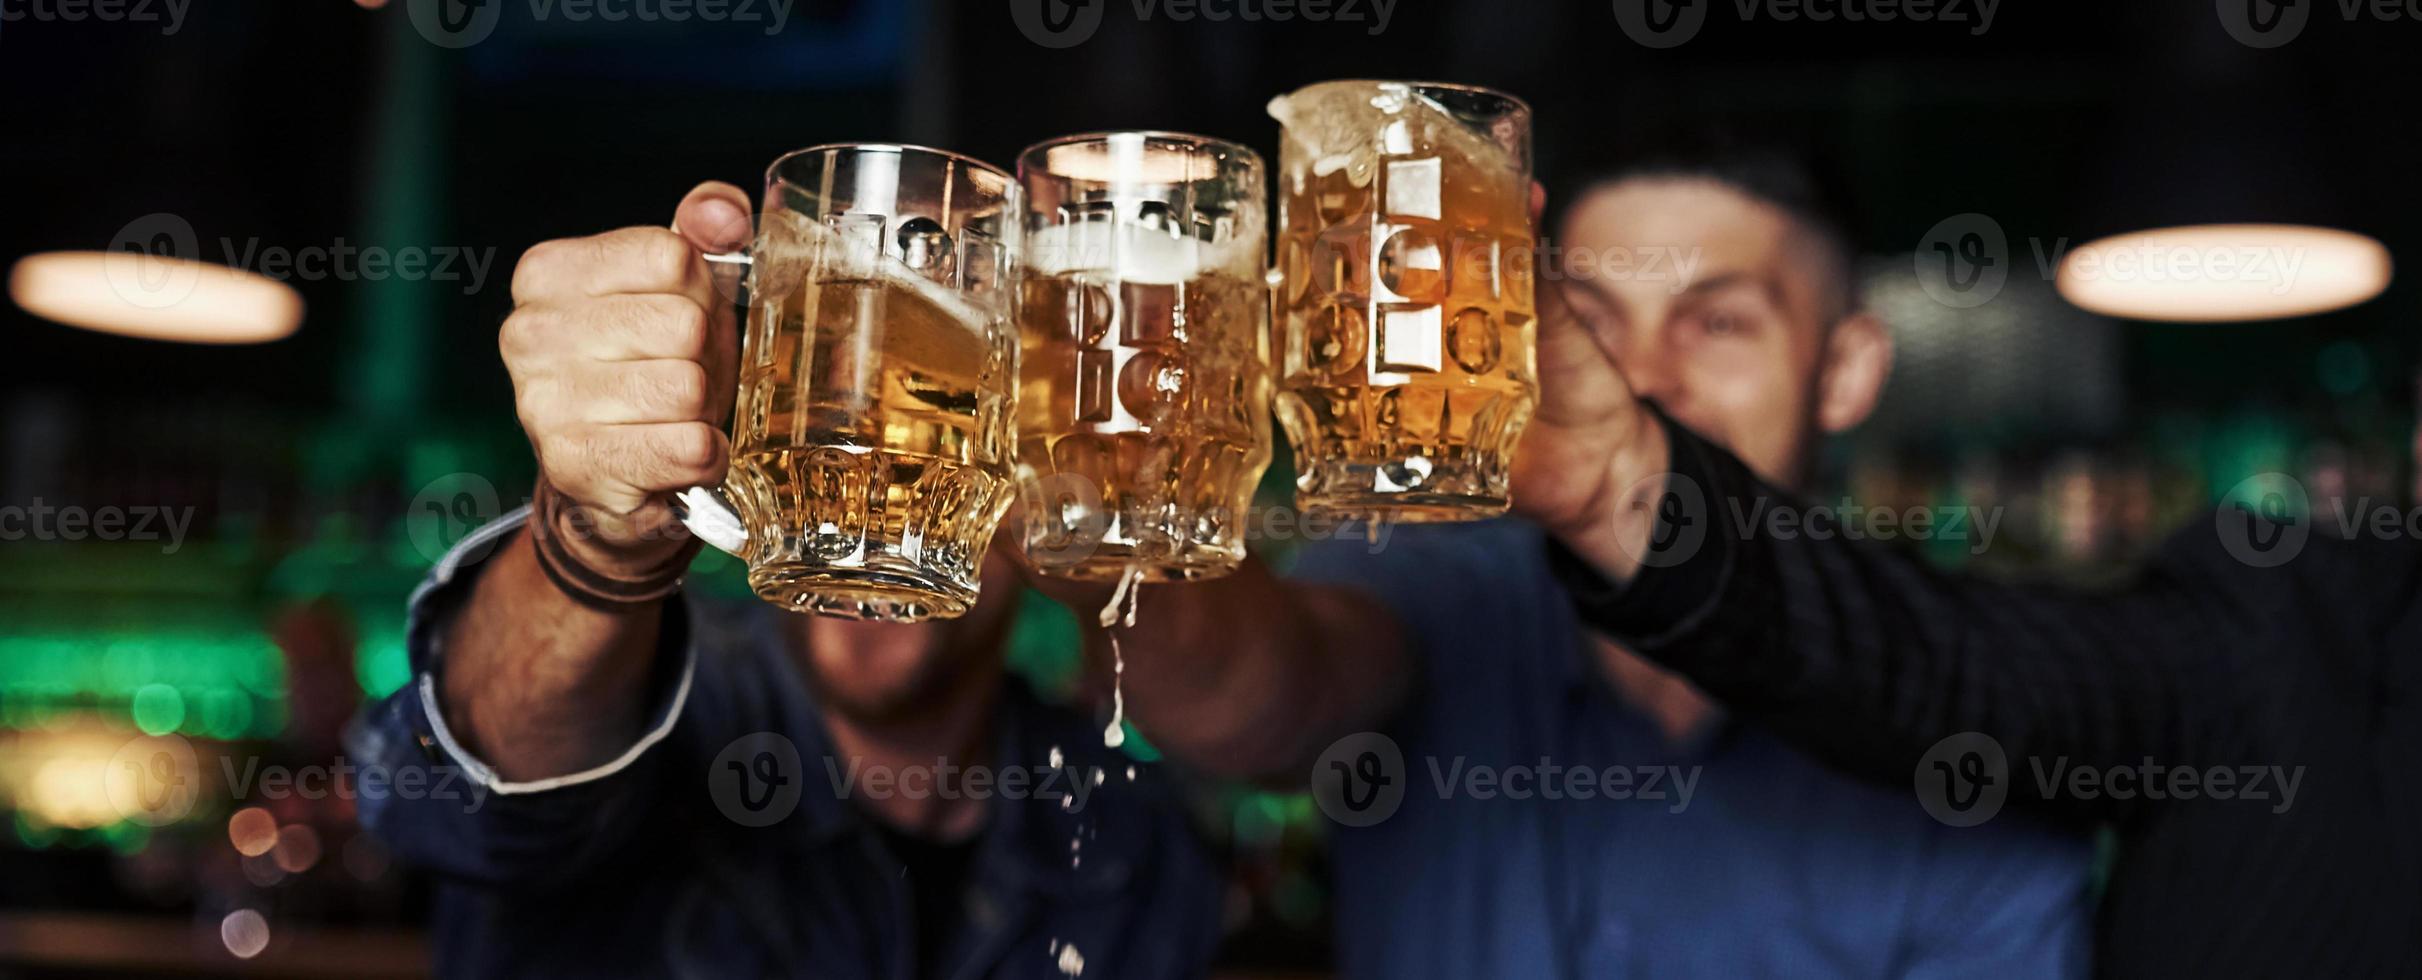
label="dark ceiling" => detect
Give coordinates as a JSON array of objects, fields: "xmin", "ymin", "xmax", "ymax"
[{"xmin": 1, "ymin": 0, "xmax": 2411, "ymax": 422}]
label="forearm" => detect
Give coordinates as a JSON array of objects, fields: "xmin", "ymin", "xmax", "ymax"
[
  {"xmin": 1558, "ymin": 412, "xmax": 2218, "ymax": 819},
  {"xmin": 1076, "ymin": 558, "xmax": 1409, "ymax": 783},
  {"xmin": 438, "ymin": 527, "xmax": 666, "ymax": 782},
  {"xmin": 1534, "ymin": 405, "xmax": 1673, "ymax": 586}
]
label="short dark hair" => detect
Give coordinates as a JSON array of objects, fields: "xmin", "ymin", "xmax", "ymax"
[{"xmin": 1550, "ymin": 133, "xmax": 1864, "ymax": 320}]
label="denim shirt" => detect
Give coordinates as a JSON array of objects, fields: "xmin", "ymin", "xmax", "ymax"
[
  {"xmin": 1290, "ymin": 520, "xmax": 2095, "ymax": 979},
  {"xmin": 345, "ymin": 509, "xmax": 1220, "ymax": 979}
]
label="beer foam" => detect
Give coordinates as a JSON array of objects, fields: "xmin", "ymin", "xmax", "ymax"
[
  {"xmin": 1026, "ymin": 222, "xmax": 1257, "ymax": 285},
  {"xmin": 755, "ymin": 208, "xmax": 997, "ymax": 330},
  {"xmin": 1041, "ymin": 140, "xmax": 1223, "ymax": 185},
  {"xmin": 1269, "ymin": 81, "xmax": 1523, "ymax": 196}
]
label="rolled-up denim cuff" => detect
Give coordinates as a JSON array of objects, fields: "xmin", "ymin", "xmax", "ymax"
[{"xmin": 404, "ymin": 507, "xmax": 698, "ymax": 796}]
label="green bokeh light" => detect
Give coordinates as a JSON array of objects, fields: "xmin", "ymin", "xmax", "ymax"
[
  {"xmin": 130, "ymin": 684, "xmax": 185, "ymax": 736},
  {"xmin": 1234, "ymin": 792, "xmax": 1289, "ymax": 848},
  {"xmin": 0, "ymin": 626, "xmax": 285, "ymax": 739},
  {"xmin": 103, "ymin": 822, "xmax": 152, "ymax": 855},
  {"xmin": 1006, "ymin": 590, "xmax": 1083, "ymax": 701},
  {"xmin": 355, "ymin": 618, "xmax": 412, "ymax": 698}
]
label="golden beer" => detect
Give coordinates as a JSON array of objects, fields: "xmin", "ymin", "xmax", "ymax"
[
  {"xmin": 727, "ymin": 212, "xmax": 1016, "ymax": 615},
  {"xmin": 1014, "ymin": 133, "xmax": 1273, "ymax": 582},
  {"xmin": 1270, "ymin": 81, "xmax": 1537, "ymax": 521},
  {"xmin": 675, "ymin": 144, "xmax": 1023, "ymax": 621}
]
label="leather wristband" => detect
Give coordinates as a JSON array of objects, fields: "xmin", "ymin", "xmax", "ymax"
[{"xmin": 528, "ymin": 479, "xmax": 703, "ymax": 612}]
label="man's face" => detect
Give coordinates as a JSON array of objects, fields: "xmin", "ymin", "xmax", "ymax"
[
  {"xmin": 786, "ymin": 548, "xmax": 1021, "ymax": 725},
  {"xmin": 1555, "ymin": 177, "xmax": 1880, "ymax": 487}
]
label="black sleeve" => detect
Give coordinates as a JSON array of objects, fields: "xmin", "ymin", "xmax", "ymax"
[{"xmin": 1550, "ymin": 410, "xmax": 2341, "ymax": 824}]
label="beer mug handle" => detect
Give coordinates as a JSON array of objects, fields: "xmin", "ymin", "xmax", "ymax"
[{"xmin": 667, "ymin": 249, "xmax": 755, "ymax": 556}]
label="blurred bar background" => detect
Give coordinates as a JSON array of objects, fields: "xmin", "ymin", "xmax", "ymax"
[{"xmin": 0, "ymin": 0, "xmax": 2411, "ymax": 973}]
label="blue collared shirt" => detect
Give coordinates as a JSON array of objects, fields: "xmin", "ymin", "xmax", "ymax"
[
  {"xmin": 345, "ymin": 509, "xmax": 1220, "ymax": 979},
  {"xmin": 1289, "ymin": 520, "xmax": 2094, "ymax": 979}
]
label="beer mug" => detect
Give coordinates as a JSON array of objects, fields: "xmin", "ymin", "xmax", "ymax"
[
  {"xmin": 1268, "ymin": 80, "xmax": 1538, "ymax": 521},
  {"xmin": 1014, "ymin": 132, "xmax": 1274, "ymax": 582},
  {"xmin": 672, "ymin": 144, "xmax": 1021, "ymax": 621}
]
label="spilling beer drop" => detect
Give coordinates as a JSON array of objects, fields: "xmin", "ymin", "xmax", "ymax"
[
  {"xmin": 1097, "ymin": 564, "xmax": 1144, "ymax": 749},
  {"xmin": 1050, "ymin": 938, "xmax": 1086, "ymax": 977}
]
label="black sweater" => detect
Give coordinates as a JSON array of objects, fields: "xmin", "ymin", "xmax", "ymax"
[{"xmin": 1557, "ymin": 415, "xmax": 2422, "ymax": 978}]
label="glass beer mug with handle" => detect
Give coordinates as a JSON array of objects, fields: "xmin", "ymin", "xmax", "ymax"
[
  {"xmin": 670, "ymin": 144, "xmax": 1022, "ymax": 622},
  {"xmin": 1015, "ymin": 131, "xmax": 1274, "ymax": 582},
  {"xmin": 1268, "ymin": 80, "xmax": 1538, "ymax": 522}
]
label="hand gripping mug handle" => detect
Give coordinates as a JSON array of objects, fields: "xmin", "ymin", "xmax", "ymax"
[{"xmin": 665, "ymin": 246, "xmax": 755, "ymax": 556}]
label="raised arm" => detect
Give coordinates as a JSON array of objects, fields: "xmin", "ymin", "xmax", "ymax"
[
  {"xmin": 1491, "ymin": 250, "xmax": 2256, "ymax": 824},
  {"xmin": 434, "ymin": 183, "xmax": 751, "ymax": 780},
  {"xmin": 1565, "ymin": 412, "xmax": 2253, "ymax": 823},
  {"xmin": 346, "ymin": 186, "xmax": 756, "ymax": 886}
]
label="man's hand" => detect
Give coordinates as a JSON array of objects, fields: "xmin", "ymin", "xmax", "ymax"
[
  {"xmin": 501, "ymin": 182, "xmax": 753, "ymax": 575},
  {"xmin": 435, "ymin": 184, "xmax": 753, "ymax": 781},
  {"xmin": 1509, "ymin": 185, "xmax": 1672, "ymax": 583}
]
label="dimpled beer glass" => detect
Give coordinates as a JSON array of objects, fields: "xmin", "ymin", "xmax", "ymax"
[
  {"xmin": 1015, "ymin": 132, "xmax": 1273, "ymax": 581},
  {"xmin": 673, "ymin": 144, "xmax": 1021, "ymax": 621},
  {"xmin": 1269, "ymin": 80, "xmax": 1537, "ymax": 521}
]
